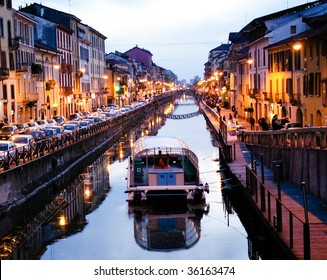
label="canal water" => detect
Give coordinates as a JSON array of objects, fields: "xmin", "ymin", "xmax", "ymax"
[
  {"xmin": 1, "ymin": 95, "xmax": 288, "ymax": 260},
  {"xmin": 39, "ymin": 95, "xmax": 250, "ymax": 260}
]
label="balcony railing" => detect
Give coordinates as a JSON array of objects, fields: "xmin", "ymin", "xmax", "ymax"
[
  {"xmin": 290, "ymin": 93, "xmax": 302, "ymax": 105},
  {"xmin": 60, "ymin": 86, "xmax": 73, "ymax": 96},
  {"xmin": 16, "ymin": 63, "xmax": 28, "ymax": 73},
  {"xmin": 24, "ymin": 92, "xmax": 39, "ymax": 102},
  {"xmin": 60, "ymin": 63, "xmax": 73, "ymax": 74},
  {"xmin": 0, "ymin": 68, "xmax": 9, "ymax": 80}
]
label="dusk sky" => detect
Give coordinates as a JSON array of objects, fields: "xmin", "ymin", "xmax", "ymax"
[{"xmin": 13, "ymin": 0, "xmax": 310, "ymax": 81}]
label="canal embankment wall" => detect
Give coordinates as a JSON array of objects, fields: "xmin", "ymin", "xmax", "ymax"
[{"xmin": 247, "ymin": 145, "xmax": 327, "ymax": 202}]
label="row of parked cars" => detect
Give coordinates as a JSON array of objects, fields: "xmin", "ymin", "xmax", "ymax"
[{"xmin": 0, "ymin": 100, "xmax": 147, "ymax": 168}]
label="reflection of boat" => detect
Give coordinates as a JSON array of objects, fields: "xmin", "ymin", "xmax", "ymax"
[
  {"xmin": 126, "ymin": 136, "xmax": 209, "ymax": 204},
  {"xmin": 129, "ymin": 202, "xmax": 209, "ymax": 251}
]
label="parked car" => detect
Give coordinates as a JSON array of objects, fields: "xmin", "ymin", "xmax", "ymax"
[
  {"xmin": 14, "ymin": 123, "xmax": 30, "ymax": 134},
  {"xmin": 47, "ymin": 119, "xmax": 57, "ymax": 125},
  {"xmin": 29, "ymin": 130, "xmax": 46, "ymax": 141},
  {"xmin": 37, "ymin": 120, "xmax": 49, "ymax": 129},
  {"xmin": 0, "ymin": 125, "xmax": 19, "ymax": 140},
  {"xmin": 87, "ymin": 116, "xmax": 102, "ymax": 123},
  {"xmin": 0, "ymin": 140, "xmax": 18, "ymax": 165},
  {"xmin": 53, "ymin": 115, "xmax": 66, "ymax": 125},
  {"xmin": 47, "ymin": 125, "xmax": 65, "ymax": 140},
  {"xmin": 62, "ymin": 123, "xmax": 78, "ymax": 135},
  {"xmin": 9, "ymin": 134, "xmax": 36, "ymax": 153},
  {"xmin": 81, "ymin": 111, "xmax": 93, "ymax": 118},
  {"xmin": 27, "ymin": 122, "xmax": 40, "ymax": 131},
  {"xmin": 284, "ymin": 122, "xmax": 302, "ymax": 129},
  {"xmin": 79, "ymin": 120, "xmax": 92, "ymax": 129},
  {"xmin": 66, "ymin": 120, "xmax": 81, "ymax": 128},
  {"xmin": 69, "ymin": 113, "xmax": 84, "ymax": 121},
  {"xmin": 41, "ymin": 128, "xmax": 58, "ymax": 141}
]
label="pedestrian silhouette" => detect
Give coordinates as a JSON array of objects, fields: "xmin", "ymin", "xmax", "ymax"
[{"xmin": 249, "ymin": 115, "xmax": 255, "ymax": 130}]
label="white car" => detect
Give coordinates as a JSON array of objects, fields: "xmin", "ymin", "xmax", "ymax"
[
  {"xmin": 9, "ymin": 134, "xmax": 35, "ymax": 152},
  {"xmin": 27, "ymin": 122, "xmax": 40, "ymax": 131},
  {"xmin": 47, "ymin": 125, "xmax": 65, "ymax": 140},
  {"xmin": 62, "ymin": 123, "xmax": 78, "ymax": 135},
  {"xmin": 37, "ymin": 120, "xmax": 49, "ymax": 129},
  {"xmin": 0, "ymin": 140, "xmax": 18, "ymax": 165}
]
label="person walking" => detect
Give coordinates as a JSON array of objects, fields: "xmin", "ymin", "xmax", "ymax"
[
  {"xmin": 249, "ymin": 115, "xmax": 255, "ymax": 130},
  {"xmin": 271, "ymin": 114, "xmax": 282, "ymax": 130},
  {"xmin": 260, "ymin": 117, "xmax": 269, "ymax": 131}
]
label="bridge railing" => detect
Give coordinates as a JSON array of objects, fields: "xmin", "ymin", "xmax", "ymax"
[{"xmin": 243, "ymin": 127, "xmax": 327, "ymax": 149}]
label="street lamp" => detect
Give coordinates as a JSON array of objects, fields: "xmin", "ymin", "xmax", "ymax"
[
  {"xmin": 290, "ymin": 42, "xmax": 302, "ymax": 105},
  {"xmin": 247, "ymin": 57, "xmax": 258, "ymax": 123}
]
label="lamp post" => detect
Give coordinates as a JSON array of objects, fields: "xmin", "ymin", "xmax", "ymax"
[
  {"xmin": 247, "ymin": 56, "xmax": 258, "ymax": 123},
  {"xmin": 290, "ymin": 42, "xmax": 302, "ymax": 105}
]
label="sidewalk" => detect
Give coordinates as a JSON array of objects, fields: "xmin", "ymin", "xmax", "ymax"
[{"xmin": 203, "ymin": 104, "xmax": 327, "ymax": 259}]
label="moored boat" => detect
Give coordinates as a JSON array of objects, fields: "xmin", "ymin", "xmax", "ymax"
[{"xmin": 126, "ymin": 136, "xmax": 209, "ymax": 204}]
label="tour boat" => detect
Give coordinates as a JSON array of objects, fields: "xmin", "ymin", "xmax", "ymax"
[{"xmin": 126, "ymin": 136, "xmax": 209, "ymax": 204}]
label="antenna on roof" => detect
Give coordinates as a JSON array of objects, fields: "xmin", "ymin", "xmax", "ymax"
[{"xmin": 69, "ymin": 0, "xmax": 71, "ymax": 14}]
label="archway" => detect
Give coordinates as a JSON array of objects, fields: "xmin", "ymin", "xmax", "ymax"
[
  {"xmin": 296, "ymin": 108, "xmax": 303, "ymax": 126},
  {"xmin": 315, "ymin": 110, "xmax": 323, "ymax": 126}
]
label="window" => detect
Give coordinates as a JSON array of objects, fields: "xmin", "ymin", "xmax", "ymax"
[
  {"xmin": 2, "ymin": 84, "xmax": 7, "ymax": 99},
  {"xmin": 285, "ymin": 50, "xmax": 291, "ymax": 71},
  {"xmin": 0, "ymin": 18, "xmax": 3, "ymax": 37},
  {"xmin": 294, "ymin": 51, "xmax": 301, "ymax": 70},
  {"xmin": 286, "ymin": 78, "xmax": 292, "ymax": 94},
  {"xmin": 1, "ymin": 51, "xmax": 6, "ymax": 68},
  {"xmin": 308, "ymin": 73, "xmax": 314, "ymax": 95},
  {"xmin": 290, "ymin": 25, "xmax": 296, "ymax": 34},
  {"xmin": 303, "ymin": 75, "xmax": 308, "ymax": 97},
  {"xmin": 322, "ymin": 80, "xmax": 327, "ymax": 107},
  {"xmin": 315, "ymin": 73, "xmax": 321, "ymax": 96},
  {"xmin": 80, "ymin": 46, "xmax": 89, "ymax": 61},
  {"xmin": 322, "ymin": 40, "xmax": 327, "ymax": 57},
  {"xmin": 10, "ymin": 84, "xmax": 14, "ymax": 99},
  {"xmin": 6, "ymin": 0, "xmax": 11, "ymax": 9},
  {"xmin": 316, "ymin": 41, "xmax": 320, "ymax": 69},
  {"xmin": 9, "ymin": 52, "xmax": 14, "ymax": 70}
]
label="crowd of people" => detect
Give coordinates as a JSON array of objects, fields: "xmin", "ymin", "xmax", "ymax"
[{"xmin": 202, "ymin": 95, "xmax": 288, "ymax": 131}]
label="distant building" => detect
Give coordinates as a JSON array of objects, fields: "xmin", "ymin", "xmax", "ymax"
[{"xmin": 124, "ymin": 45, "xmax": 153, "ymax": 68}]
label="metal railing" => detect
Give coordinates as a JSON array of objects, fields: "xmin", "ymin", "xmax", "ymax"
[
  {"xmin": 0, "ymin": 112, "xmax": 128, "ymax": 172},
  {"xmin": 246, "ymin": 164, "xmax": 327, "ymax": 259}
]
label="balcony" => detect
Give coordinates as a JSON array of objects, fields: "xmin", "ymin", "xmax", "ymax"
[
  {"xmin": 16, "ymin": 63, "xmax": 28, "ymax": 73},
  {"xmin": 290, "ymin": 93, "xmax": 302, "ymax": 106},
  {"xmin": 60, "ymin": 86, "xmax": 73, "ymax": 96},
  {"xmin": 0, "ymin": 68, "xmax": 9, "ymax": 80},
  {"xmin": 60, "ymin": 63, "xmax": 73, "ymax": 74},
  {"xmin": 23, "ymin": 92, "xmax": 39, "ymax": 102},
  {"xmin": 31, "ymin": 63, "xmax": 43, "ymax": 75},
  {"xmin": 9, "ymin": 36, "xmax": 21, "ymax": 50},
  {"xmin": 248, "ymin": 89, "xmax": 261, "ymax": 100}
]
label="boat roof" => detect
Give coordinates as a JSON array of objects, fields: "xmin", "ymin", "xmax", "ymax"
[{"xmin": 133, "ymin": 136, "xmax": 190, "ymax": 156}]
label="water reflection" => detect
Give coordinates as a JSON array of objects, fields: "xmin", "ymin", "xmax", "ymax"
[
  {"xmin": 129, "ymin": 200, "xmax": 209, "ymax": 252},
  {"xmin": 0, "ymin": 154, "xmax": 110, "ymax": 260}
]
